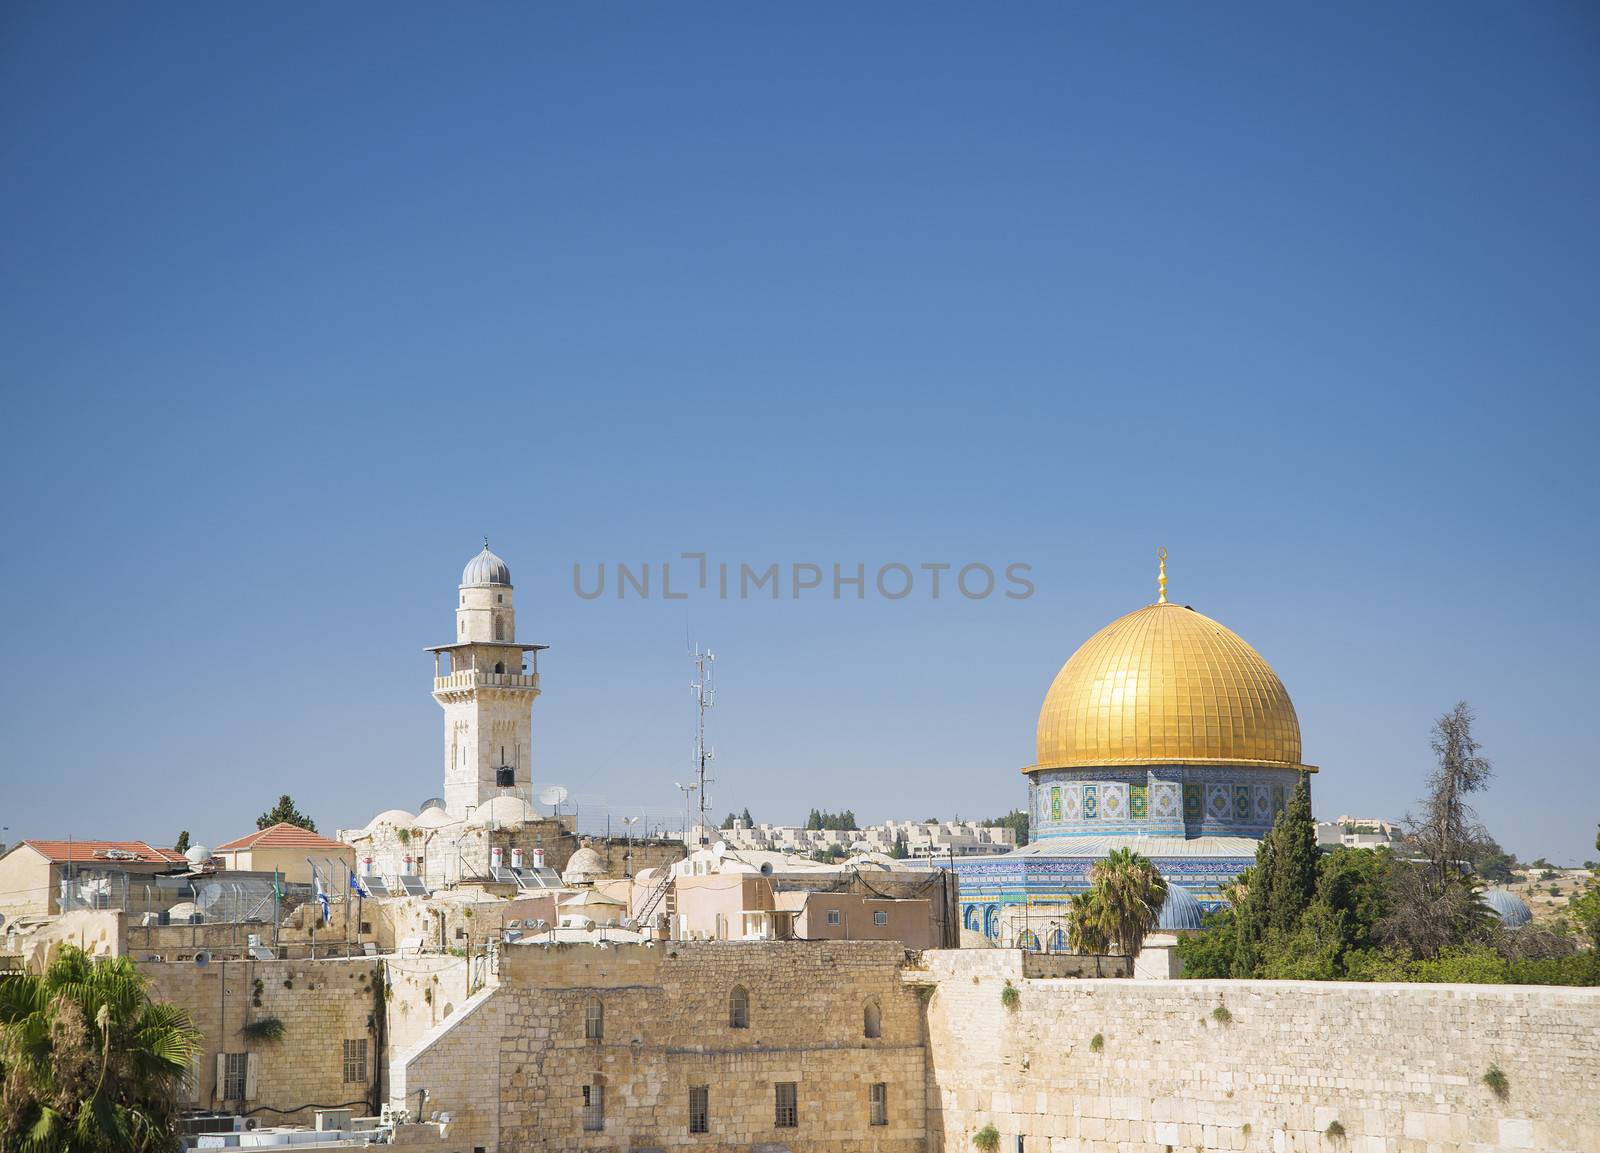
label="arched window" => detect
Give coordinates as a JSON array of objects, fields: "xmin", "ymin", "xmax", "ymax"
[
  {"xmin": 584, "ymin": 998, "xmax": 603, "ymax": 1041},
  {"xmin": 1050, "ymin": 929, "xmax": 1068, "ymax": 954},
  {"xmin": 583, "ymin": 1074, "xmax": 605, "ymax": 1131},
  {"xmin": 495, "ymin": 618, "xmax": 507, "ymax": 641},
  {"xmin": 963, "ymin": 905, "xmax": 980, "ymax": 932},
  {"xmin": 1018, "ymin": 929, "xmax": 1041, "ymax": 953},
  {"xmin": 728, "ymin": 985, "xmax": 749, "ymax": 1029},
  {"xmin": 983, "ymin": 905, "xmax": 1000, "ymax": 939},
  {"xmin": 863, "ymin": 998, "xmax": 881, "ymax": 1039},
  {"xmin": 494, "ymin": 662, "xmax": 505, "ymax": 674}
]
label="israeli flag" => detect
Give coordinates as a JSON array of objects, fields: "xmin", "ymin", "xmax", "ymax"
[
  {"xmin": 349, "ymin": 872, "xmax": 369, "ymax": 899},
  {"xmin": 314, "ymin": 871, "xmax": 330, "ymax": 923}
]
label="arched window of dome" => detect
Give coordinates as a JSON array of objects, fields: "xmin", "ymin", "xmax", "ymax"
[
  {"xmin": 494, "ymin": 662, "xmax": 505, "ymax": 674},
  {"xmin": 728, "ymin": 985, "xmax": 749, "ymax": 1029},
  {"xmin": 1018, "ymin": 929, "xmax": 1041, "ymax": 953},
  {"xmin": 962, "ymin": 905, "xmax": 980, "ymax": 932},
  {"xmin": 863, "ymin": 998, "xmax": 881, "ymax": 1039},
  {"xmin": 584, "ymin": 997, "xmax": 603, "ymax": 1041},
  {"xmin": 983, "ymin": 905, "xmax": 1000, "ymax": 939},
  {"xmin": 1050, "ymin": 929, "xmax": 1068, "ymax": 954}
]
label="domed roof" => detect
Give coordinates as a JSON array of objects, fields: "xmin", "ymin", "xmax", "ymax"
[
  {"xmin": 1480, "ymin": 888, "xmax": 1532, "ymax": 928},
  {"xmin": 462, "ymin": 540, "xmax": 511, "ymax": 587},
  {"xmin": 561, "ymin": 846, "xmax": 606, "ymax": 883},
  {"xmin": 1032, "ymin": 562, "xmax": 1308, "ymax": 774},
  {"xmin": 413, "ymin": 805, "xmax": 458, "ymax": 831},
  {"xmin": 1155, "ymin": 883, "xmax": 1206, "ymax": 931},
  {"xmin": 466, "ymin": 795, "xmax": 536, "ymax": 829},
  {"xmin": 364, "ymin": 809, "xmax": 416, "ymax": 835}
]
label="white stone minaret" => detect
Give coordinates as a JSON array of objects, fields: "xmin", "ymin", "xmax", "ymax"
[{"xmin": 426, "ymin": 540, "xmax": 546, "ymax": 819}]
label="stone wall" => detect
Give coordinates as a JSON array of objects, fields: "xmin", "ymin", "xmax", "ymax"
[
  {"xmin": 913, "ymin": 950, "xmax": 1600, "ymax": 1153},
  {"xmin": 141, "ymin": 956, "xmax": 382, "ymax": 1124}
]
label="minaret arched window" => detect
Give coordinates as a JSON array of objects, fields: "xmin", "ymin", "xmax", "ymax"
[
  {"xmin": 728, "ymin": 985, "xmax": 749, "ymax": 1029},
  {"xmin": 863, "ymin": 998, "xmax": 882, "ymax": 1039}
]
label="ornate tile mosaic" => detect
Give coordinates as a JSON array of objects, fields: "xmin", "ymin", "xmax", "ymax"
[
  {"xmin": 1154, "ymin": 782, "xmax": 1181, "ymax": 820},
  {"xmin": 1129, "ymin": 783, "xmax": 1148, "ymax": 820},
  {"xmin": 1183, "ymin": 782, "xmax": 1203, "ymax": 822},
  {"xmin": 1254, "ymin": 785, "xmax": 1271, "ymax": 820},
  {"xmin": 1100, "ymin": 783, "xmax": 1128, "ymax": 820},
  {"xmin": 1062, "ymin": 785, "xmax": 1082, "ymax": 821},
  {"xmin": 1234, "ymin": 784, "xmax": 1251, "ymax": 820},
  {"xmin": 1272, "ymin": 785, "xmax": 1286, "ymax": 815},
  {"xmin": 1050, "ymin": 786, "xmax": 1062, "ymax": 822},
  {"xmin": 1082, "ymin": 784, "xmax": 1098, "ymax": 819},
  {"xmin": 1207, "ymin": 783, "xmax": 1233, "ymax": 820}
]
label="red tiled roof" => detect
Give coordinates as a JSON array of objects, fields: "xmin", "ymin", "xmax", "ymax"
[
  {"xmin": 214, "ymin": 823, "xmax": 348, "ymax": 853},
  {"xmin": 22, "ymin": 840, "xmax": 187, "ymax": 865}
]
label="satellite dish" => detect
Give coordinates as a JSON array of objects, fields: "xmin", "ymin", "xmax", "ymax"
[
  {"xmin": 195, "ymin": 882, "xmax": 224, "ymax": 911},
  {"xmin": 418, "ymin": 797, "xmax": 447, "ymax": 813},
  {"xmin": 712, "ymin": 841, "xmax": 727, "ymax": 858},
  {"xmin": 537, "ymin": 786, "xmax": 569, "ymax": 812},
  {"xmin": 193, "ymin": 951, "xmax": 211, "ymax": 967}
]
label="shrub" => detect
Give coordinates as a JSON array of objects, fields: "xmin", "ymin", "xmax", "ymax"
[
  {"xmin": 1211, "ymin": 1004, "xmax": 1232, "ymax": 1025},
  {"xmin": 1088, "ymin": 1032, "xmax": 1104, "ymax": 1053},
  {"xmin": 1483, "ymin": 1063, "xmax": 1510, "ymax": 1102},
  {"xmin": 242, "ymin": 1016, "xmax": 284, "ymax": 1041},
  {"xmin": 1325, "ymin": 1119, "xmax": 1345, "ymax": 1141},
  {"xmin": 1000, "ymin": 981, "xmax": 1020, "ymax": 1011},
  {"xmin": 973, "ymin": 1123, "xmax": 1001, "ymax": 1152}
]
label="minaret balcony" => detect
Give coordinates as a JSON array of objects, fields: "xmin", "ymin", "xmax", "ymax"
[{"xmin": 433, "ymin": 669, "xmax": 541, "ymax": 695}]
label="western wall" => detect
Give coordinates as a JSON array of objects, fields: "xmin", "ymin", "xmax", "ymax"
[{"xmin": 914, "ymin": 950, "xmax": 1600, "ymax": 1153}]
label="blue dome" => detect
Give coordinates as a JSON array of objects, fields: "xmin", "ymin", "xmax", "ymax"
[
  {"xmin": 1480, "ymin": 888, "xmax": 1532, "ymax": 929},
  {"xmin": 1156, "ymin": 883, "xmax": 1206, "ymax": 931},
  {"xmin": 462, "ymin": 541, "xmax": 511, "ymax": 587}
]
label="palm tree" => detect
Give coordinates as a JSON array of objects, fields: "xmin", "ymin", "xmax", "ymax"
[
  {"xmin": 1069, "ymin": 848, "xmax": 1169, "ymax": 957},
  {"xmin": 0, "ymin": 945, "xmax": 201, "ymax": 1153}
]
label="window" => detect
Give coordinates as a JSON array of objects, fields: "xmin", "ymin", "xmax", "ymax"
[
  {"xmin": 582, "ymin": 1082, "xmax": 604, "ymax": 1131},
  {"xmin": 689, "ymin": 1085, "xmax": 709, "ymax": 1134},
  {"xmin": 826, "ymin": 909, "xmax": 841, "ymax": 926},
  {"xmin": 585, "ymin": 998, "xmax": 603, "ymax": 1041},
  {"xmin": 873, "ymin": 910, "xmax": 888, "ymax": 927},
  {"xmin": 774, "ymin": 1082, "xmax": 798, "ymax": 1128},
  {"xmin": 342, "ymin": 1039, "xmax": 368, "ymax": 1084},
  {"xmin": 728, "ymin": 985, "xmax": 749, "ymax": 1028},
  {"xmin": 870, "ymin": 1082, "xmax": 887, "ymax": 1126},
  {"xmin": 1015, "ymin": 1137, "xmax": 1026, "ymax": 1153},
  {"xmin": 863, "ymin": 999, "xmax": 882, "ymax": 1039},
  {"xmin": 222, "ymin": 1052, "xmax": 248, "ymax": 1100}
]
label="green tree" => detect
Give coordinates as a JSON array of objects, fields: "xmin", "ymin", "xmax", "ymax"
[
  {"xmin": 1570, "ymin": 884, "xmax": 1600, "ymax": 950},
  {"xmin": 0, "ymin": 945, "xmax": 202, "ymax": 1153},
  {"xmin": 1068, "ymin": 848, "xmax": 1168, "ymax": 957},
  {"xmin": 720, "ymin": 813, "xmax": 737, "ymax": 830},
  {"xmin": 1268, "ymin": 774, "xmax": 1319, "ymax": 934},
  {"xmin": 740, "ymin": 807, "xmax": 753, "ymax": 826},
  {"xmin": 172, "ymin": 831, "xmax": 189, "ymax": 855},
  {"xmin": 256, "ymin": 794, "xmax": 316, "ymax": 833},
  {"xmin": 1174, "ymin": 909, "xmax": 1237, "ymax": 978},
  {"xmin": 888, "ymin": 833, "xmax": 909, "ymax": 860}
]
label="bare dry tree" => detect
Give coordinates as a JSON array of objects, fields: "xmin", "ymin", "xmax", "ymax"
[{"xmin": 1379, "ymin": 702, "xmax": 1496, "ymax": 957}]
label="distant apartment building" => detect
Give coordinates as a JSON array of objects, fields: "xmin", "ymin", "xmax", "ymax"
[
  {"xmin": 1316, "ymin": 815, "xmax": 1404, "ymax": 851},
  {"xmin": 711, "ymin": 818, "xmax": 1016, "ymax": 859}
]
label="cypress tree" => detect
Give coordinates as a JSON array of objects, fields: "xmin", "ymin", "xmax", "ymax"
[{"xmin": 1268, "ymin": 773, "xmax": 1319, "ymax": 934}]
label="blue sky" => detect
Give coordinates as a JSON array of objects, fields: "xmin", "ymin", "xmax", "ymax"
[{"xmin": 2, "ymin": 4, "xmax": 1597, "ymax": 863}]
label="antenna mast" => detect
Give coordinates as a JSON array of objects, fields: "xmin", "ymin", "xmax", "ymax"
[{"xmin": 690, "ymin": 645, "xmax": 715, "ymax": 847}]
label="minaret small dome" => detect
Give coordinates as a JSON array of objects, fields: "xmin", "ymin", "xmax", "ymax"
[{"xmin": 462, "ymin": 539, "xmax": 511, "ymax": 587}]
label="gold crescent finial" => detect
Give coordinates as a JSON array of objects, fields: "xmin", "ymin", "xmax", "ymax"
[{"xmin": 1157, "ymin": 548, "xmax": 1168, "ymax": 604}]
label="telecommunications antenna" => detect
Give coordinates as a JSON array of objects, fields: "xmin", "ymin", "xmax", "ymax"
[{"xmin": 538, "ymin": 785, "xmax": 569, "ymax": 815}]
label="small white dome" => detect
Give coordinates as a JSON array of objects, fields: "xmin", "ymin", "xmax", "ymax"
[
  {"xmin": 184, "ymin": 845, "xmax": 212, "ymax": 867},
  {"xmin": 467, "ymin": 795, "xmax": 536, "ymax": 829},
  {"xmin": 413, "ymin": 806, "xmax": 458, "ymax": 831},
  {"xmin": 364, "ymin": 809, "xmax": 416, "ymax": 835},
  {"xmin": 561, "ymin": 847, "xmax": 606, "ymax": 884},
  {"xmin": 462, "ymin": 541, "xmax": 511, "ymax": 587}
]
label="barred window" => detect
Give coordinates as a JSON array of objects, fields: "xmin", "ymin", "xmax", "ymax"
[
  {"xmin": 689, "ymin": 1084, "xmax": 709, "ymax": 1134},
  {"xmin": 774, "ymin": 1081, "xmax": 798, "ymax": 1128},
  {"xmin": 222, "ymin": 1052, "xmax": 248, "ymax": 1100},
  {"xmin": 870, "ymin": 1082, "xmax": 887, "ymax": 1126},
  {"xmin": 873, "ymin": 909, "xmax": 888, "ymax": 926},
  {"xmin": 728, "ymin": 985, "xmax": 749, "ymax": 1029},
  {"xmin": 585, "ymin": 998, "xmax": 603, "ymax": 1041},
  {"xmin": 582, "ymin": 1082, "xmax": 604, "ymax": 1131},
  {"xmin": 342, "ymin": 1039, "xmax": 368, "ymax": 1084},
  {"xmin": 826, "ymin": 909, "xmax": 841, "ymax": 926}
]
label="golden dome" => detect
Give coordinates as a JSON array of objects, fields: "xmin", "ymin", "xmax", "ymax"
[{"xmin": 1030, "ymin": 595, "xmax": 1311, "ymax": 775}]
